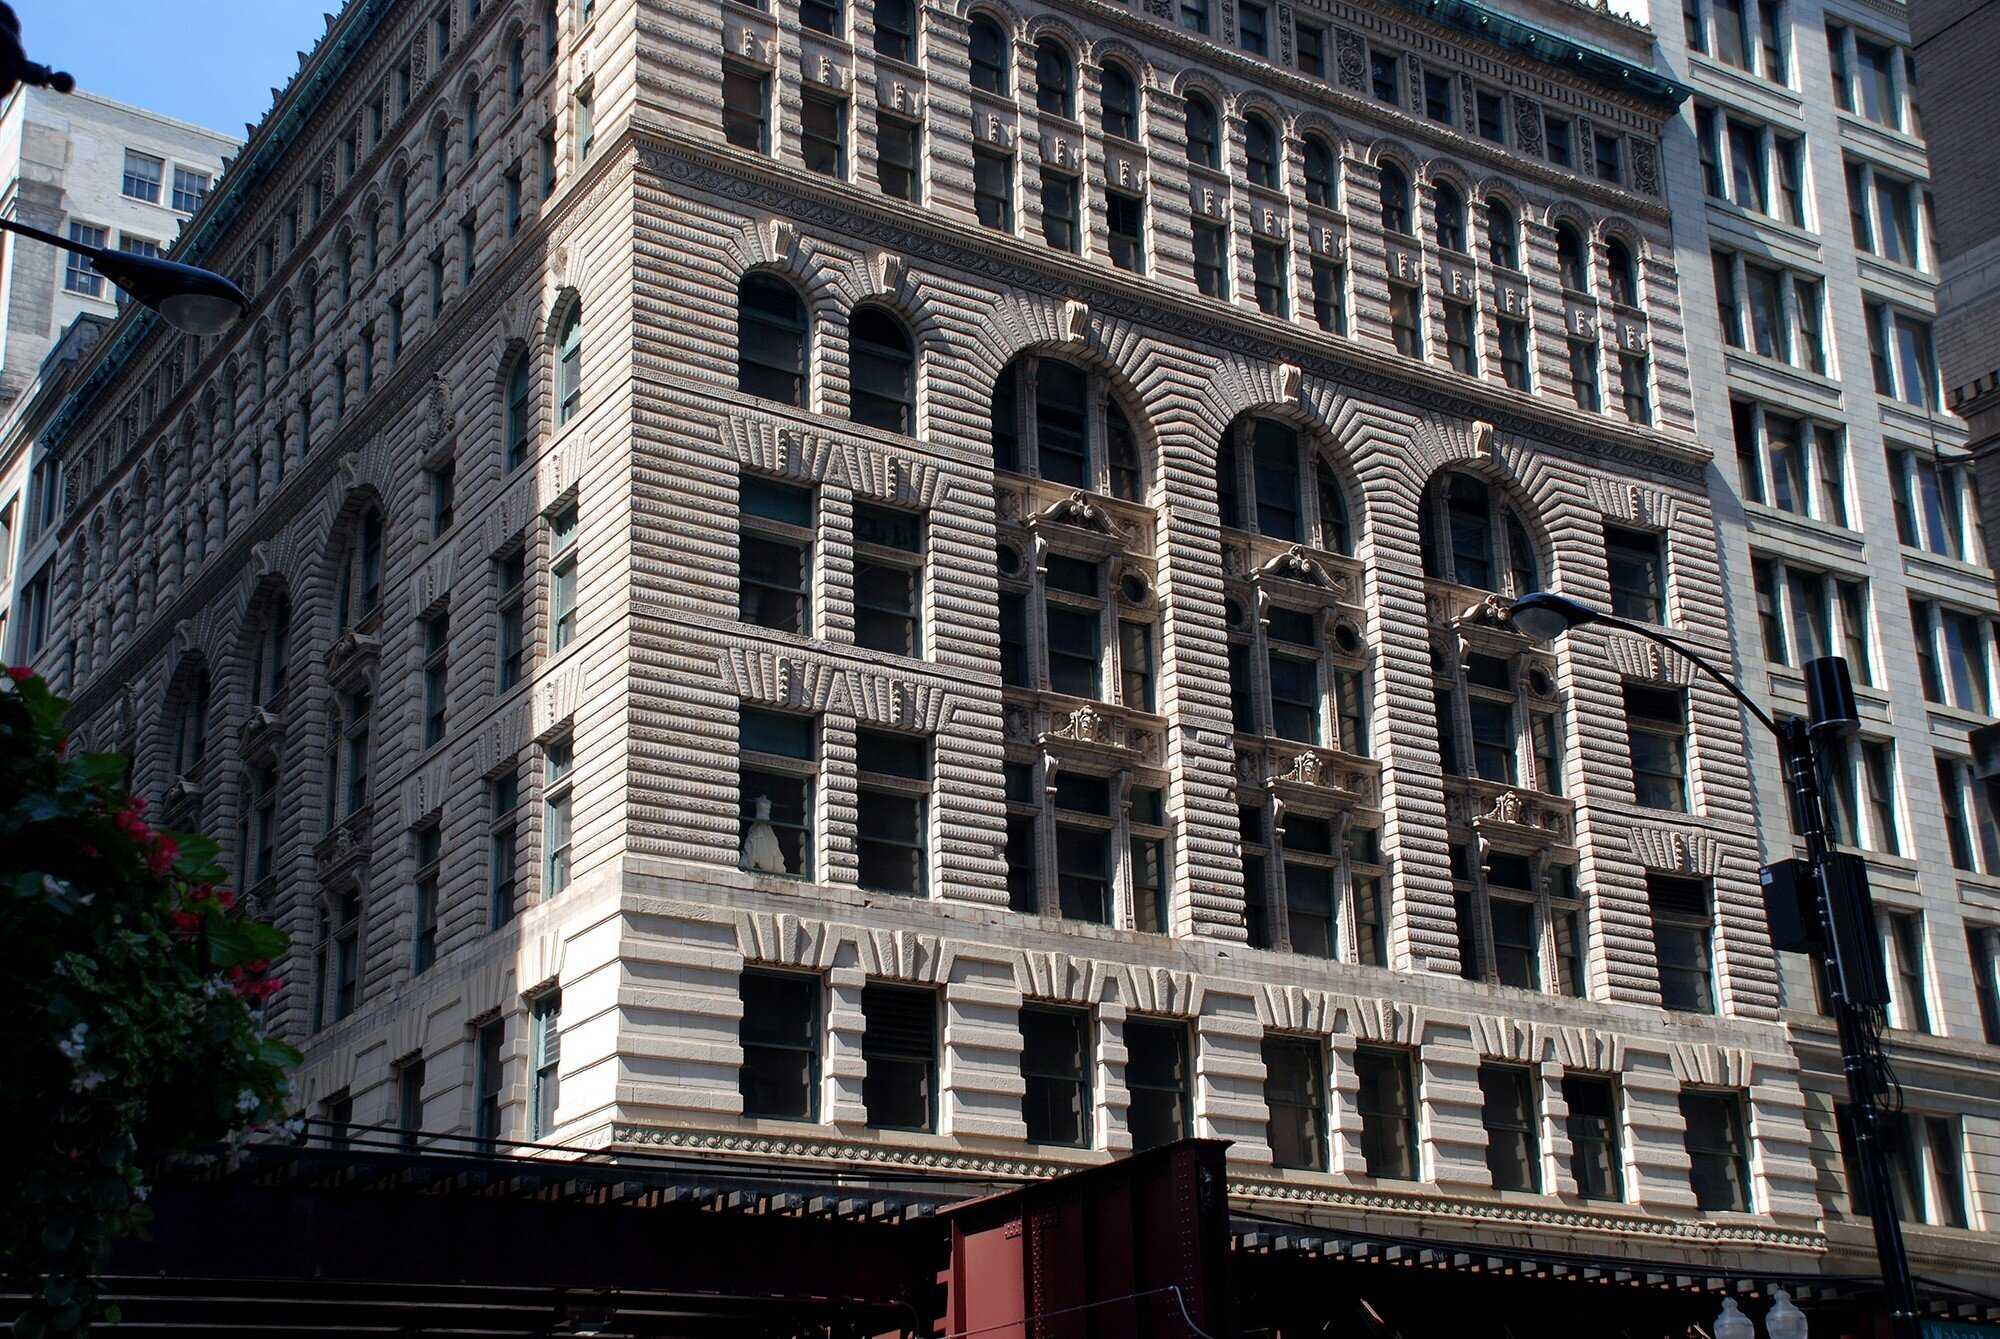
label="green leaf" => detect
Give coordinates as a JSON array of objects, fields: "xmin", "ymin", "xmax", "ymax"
[
  {"xmin": 204, "ymin": 918, "xmax": 286, "ymax": 968},
  {"xmin": 39, "ymin": 1220, "xmax": 74, "ymax": 1254},
  {"xmin": 169, "ymin": 834, "xmax": 221, "ymax": 867},
  {"xmin": 75, "ymin": 753, "xmax": 128, "ymax": 788}
]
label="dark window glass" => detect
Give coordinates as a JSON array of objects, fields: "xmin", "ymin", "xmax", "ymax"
[
  {"xmin": 1481, "ymin": 1063, "xmax": 1540, "ymax": 1191},
  {"xmin": 862, "ymin": 984, "xmax": 936, "ymax": 1130},
  {"xmin": 1021, "ymin": 1005, "xmax": 1091, "ymax": 1145},
  {"xmin": 1125, "ymin": 1020, "xmax": 1190, "ymax": 1151},
  {"xmin": 1680, "ymin": 1090, "xmax": 1752, "ymax": 1212},
  {"xmin": 1355, "ymin": 1047, "xmax": 1418, "ymax": 1179},
  {"xmin": 1564, "ymin": 1075, "xmax": 1624, "ymax": 1200},
  {"xmin": 740, "ymin": 971, "xmax": 820, "ymax": 1119},
  {"xmin": 1262, "ymin": 1036, "xmax": 1326, "ymax": 1170}
]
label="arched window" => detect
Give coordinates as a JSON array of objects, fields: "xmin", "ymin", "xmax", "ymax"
[
  {"xmin": 335, "ymin": 505, "xmax": 386, "ymax": 633},
  {"xmin": 1419, "ymin": 470, "xmax": 1539, "ymax": 596},
  {"xmin": 969, "ymin": 14, "xmax": 1009, "ymax": 95},
  {"xmin": 1485, "ymin": 200, "xmax": 1519, "ymax": 270},
  {"xmin": 1555, "ymin": 222, "xmax": 1589, "ymax": 293},
  {"xmin": 991, "ymin": 353, "xmax": 1145, "ymax": 501},
  {"xmin": 1185, "ymin": 93, "xmax": 1220, "ymax": 169},
  {"xmin": 1379, "ymin": 161, "xmax": 1411, "ymax": 236},
  {"xmin": 1214, "ymin": 415, "xmax": 1352, "ymax": 553},
  {"xmin": 251, "ymin": 594, "xmax": 293, "ymax": 706},
  {"xmin": 1433, "ymin": 182, "xmax": 1467, "ymax": 253},
  {"xmin": 555, "ymin": 302, "xmax": 583, "ymax": 424},
  {"xmin": 1302, "ymin": 135, "xmax": 1336, "ymax": 208},
  {"xmin": 738, "ymin": 273, "xmax": 808, "ymax": 406},
  {"xmin": 543, "ymin": 0, "xmax": 559, "ymax": 62},
  {"xmin": 1035, "ymin": 39, "xmax": 1075, "ymax": 118},
  {"xmin": 508, "ymin": 32, "xmax": 525, "ymax": 103},
  {"xmin": 849, "ymin": 305, "xmax": 915, "ymax": 434},
  {"xmin": 504, "ymin": 350, "xmax": 532, "ymax": 470},
  {"xmin": 1606, "ymin": 237, "xmax": 1640, "ymax": 307},
  {"xmin": 1100, "ymin": 61, "xmax": 1138, "ymax": 140},
  {"xmin": 464, "ymin": 85, "xmax": 480, "ymax": 159},
  {"xmin": 1244, "ymin": 113, "xmax": 1279, "ymax": 189}
]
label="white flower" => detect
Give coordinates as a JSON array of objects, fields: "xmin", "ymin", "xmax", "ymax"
[
  {"xmin": 57, "ymin": 1022, "xmax": 89, "ymax": 1061},
  {"xmin": 133, "ymin": 1184, "xmax": 149, "ymax": 1202},
  {"xmin": 236, "ymin": 1088, "xmax": 262, "ymax": 1115},
  {"xmin": 74, "ymin": 1070, "xmax": 108, "ymax": 1092}
]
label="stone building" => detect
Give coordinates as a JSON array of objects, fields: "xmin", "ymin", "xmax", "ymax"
[
  {"xmin": 1654, "ymin": 0, "xmax": 2000, "ymax": 1293},
  {"xmin": 19, "ymin": 0, "xmax": 1991, "ymax": 1307}
]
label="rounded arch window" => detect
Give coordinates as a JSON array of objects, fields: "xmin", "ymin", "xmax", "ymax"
[
  {"xmin": 1555, "ymin": 222, "xmax": 1589, "ymax": 293},
  {"xmin": 1034, "ymin": 39, "xmax": 1075, "ymax": 118},
  {"xmin": 1379, "ymin": 161, "xmax": 1412, "ymax": 236},
  {"xmin": 874, "ymin": 0, "xmax": 915, "ymax": 62},
  {"xmin": 1185, "ymin": 92, "xmax": 1220, "ymax": 169},
  {"xmin": 170, "ymin": 663, "xmax": 212, "ymax": 776},
  {"xmin": 1433, "ymin": 181, "xmax": 1467, "ymax": 253},
  {"xmin": 1302, "ymin": 134, "xmax": 1336, "ymax": 208},
  {"xmin": 1419, "ymin": 469, "xmax": 1539, "ymax": 596},
  {"xmin": 1606, "ymin": 237, "xmax": 1641, "ymax": 307},
  {"xmin": 737, "ymin": 272, "xmax": 808, "ymax": 406},
  {"xmin": 1485, "ymin": 199, "xmax": 1519, "ymax": 270},
  {"xmin": 1216, "ymin": 415, "xmax": 1353, "ymax": 554},
  {"xmin": 504, "ymin": 347, "xmax": 533, "ymax": 471},
  {"xmin": 463, "ymin": 83, "xmax": 480, "ymax": 158},
  {"xmin": 969, "ymin": 14, "xmax": 1010, "ymax": 95},
  {"xmin": 251, "ymin": 592, "xmax": 293, "ymax": 707},
  {"xmin": 849, "ymin": 305, "xmax": 915, "ymax": 434},
  {"xmin": 991, "ymin": 353, "xmax": 1145, "ymax": 501},
  {"xmin": 334, "ymin": 504, "xmax": 386, "ymax": 633},
  {"xmin": 1100, "ymin": 61, "xmax": 1138, "ymax": 140},
  {"xmin": 1244, "ymin": 112, "xmax": 1280, "ymax": 189},
  {"xmin": 555, "ymin": 301, "xmax": 583, "ymax": 425}
]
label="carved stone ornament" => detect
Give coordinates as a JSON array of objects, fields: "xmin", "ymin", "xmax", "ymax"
[
  {"xmin": 423, "ymin": 373, "xmax": 453, "ymax": 446},
  {"xmin": 1257, "ymin": 544, "xmax": 1331, "ymax": 586},
  {"xmin": 1037, "ymin": 490, "xmax": 1113, "ymax": 534},
  {"xmin": 877, "ymin": 252, "xmax": 906, "ymax": 291},
  {"xmin": 1279, "ymin": 363, "xmax": 1303, "ymax": 400},
  {"xmin": 1473, "ymin": 420, "xmax": 1496, "ymax": 456},
  {"xmin": 770, "ymin": 218, "xmax": 797, "ymax": 256},
  {"xmin": 1334, "ymin": 27, "xmax": 1365, "ymax": 90},
  {"xmin": 1051, "ymin": 704, "xmax": 1115, "ymax": 746},
  {"xmin": 1060, "ymin": 298, "xmax": 1089, "ymax": 342}
]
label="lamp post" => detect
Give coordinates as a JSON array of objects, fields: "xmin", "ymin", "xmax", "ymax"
[
  {"xmin": 0, "ymin": 218, "xmax": 247, "ymax": 336},
  {"xmin": 1503, "ymin": 591, "xmax": 1920, "ymax": 1339}
]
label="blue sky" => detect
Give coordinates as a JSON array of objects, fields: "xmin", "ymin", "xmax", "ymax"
[{"xmin": 20, "ymin": 2, "xmax": 331, "ymax": 141}]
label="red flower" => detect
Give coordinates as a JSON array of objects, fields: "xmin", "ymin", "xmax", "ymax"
[
  {"xmin": 216, "ymin": 889, "xmax": 238, "ymax": 912},
  {"xmin": 168, "ymin": 909, "xmax": 201, "ymax": 935},
  {"xmin": 146, "ymin": 838, "xmax": 178, "ymax": 876},
  {"xmin": 6, "ymin": 665, "xmax": 32, "ymax": 682},
  {"xmin": 128, "ymin": 794, "xmax": 149, "ymax": 816}
]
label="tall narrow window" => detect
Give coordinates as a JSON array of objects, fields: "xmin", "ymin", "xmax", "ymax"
[
  {"xmin": 1124, "ymin": 1019, "xmax": 1191, "ymax": 1151},
  {"xmin": 1302, "ymin": 136, "xmax": 1335, "ymax": 208},
  {"xmin": 973, "ymin": 147, "xmax": 1014, "ymax": 231},
  {"xmin": 1251, "ymin": 239, "xmax": 1287, "ymax": 317},
  {"xmin": 1680, "ymin": 1090, "xmax": 1752, "ymax": 1212},
  {"xmin": 849, "ymin": 307, "xmax": 915, "ymax": 433},
  {"xmin": 1486, "ymin": 200, "xmax": 1519, "ymax": 269},
  {"xmin": 722, "ymin": 65, "xmax": 771, "ymax": 153},
  {"xmin": 1555, "ymin": 223, "xmax": 1588, "ymax": 292},
  {"xmin": 1185, "ymin": 94, "xmax": 1220, "ymax": 169},
  {"xmin": 1100, "ymin": 62, "xmax": 1138, "ymax": 140},
  {"xmin": 1262, "ymin": 1035, "xmax": 1326, "ymax": 1170},
  {"xmin": 739, "ymin": 970, "xmax": 820, "ymax": 1119},
  {"xmin": 1354, "ymin": 1047, "xmax": 1418, "ymax": 1180},
  {"xmin": 1605, "ymin": 525, "xmax": 1666, "ymax": 623},
  {"xmin": 1021, "ymin": 1005, "xmax": 1091, "ymax": 1146},
  {"xmin": 496, "ymin": 548, "xmax": 526, "ymax": 691},
  {"xmin": 800, "ymin": 89, "xmax": 845, "ymax": 179},
  {"xmin": 555, "ymin": 304, "xmax": 582, "ymax": 424},
  {"xmin": 422, "ymin": 611, "xmax": 450, "ymax": 746},
  {"xmin": 491, "ymin": 767, "xmax": 520, "ymax": 927},
  {"xmin": 739, "ymin": 476, "xmax": 813, "ymax": 634},
  {"xmin": 1106, "ymin": 190, "xmax": 1145, "ymax": 273},
  {"xmin": 1480, "ymin": 1063, "xmax": 1540, "ymax": 1192},
  {"xmin": 1433, "ymin": 183, "xmax": 1467, "ymax": 252},
  {"xmin": 1649, "ymin": 873, "xmax": 1714, "ymax": 1013},
  {"xmin": 1378, "ymin": 162, "xmax": 1411, "ymax": 235},
  {"xmin": 530, "ymin": 992, "xmax": 561, "ymax": 1137},
  {"xmin": 854, "ymin": 728, "xmax": 928, "ymax": 896},
  {"xmin": 738, "ymin": 273, "xmax": 807, "ymax": 404},
  {"xmin": 1035, "ymin": 39, "xmax": 1075, "ymax": 118},
  {"xmin": 1626, "ymin": 684, "xmax": 1688, "ymax": 811},
  {"xmin": 550, "ymin": 506, "xmax": 579, "ymax": 652},
  {"xmin": 739, "ymin": 707, "xmax": 815, "ymax": 878},
  {"xmin": 969, "ymin": 15, "xmax": 1009, "ymax": 94},
  {"xmin": 877, "ymin": 114, "xmax": 920, "ymax": 202},
  {"xmin": 862, "ymin": 984, "xmax": 936, "ymax": 1129},
  {"xmin": 1244, "ymin": 114, "xmax": 1279, "ymax": 189},
  {"xmin": 1194, "ymin": 221, "xmax": 1229, "ymax": 299},
  {"xmin": 474, "ymin": 1018, "xmax": 504, "ymax": 1140},
  {"xmin": 874, "ymin": 0, "xmax": 914, "ymax": 61},
  {"xmin": 1563, "ymin": 1075, "xmax": 1624, "ymax": 1200}
]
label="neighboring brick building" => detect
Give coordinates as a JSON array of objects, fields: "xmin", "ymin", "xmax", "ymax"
[{"xmin": 10, "ymin": 0, "xmax": 1996, "ymax": 1314}]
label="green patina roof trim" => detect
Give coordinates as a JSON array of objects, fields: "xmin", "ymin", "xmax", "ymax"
[
  {"xmin": 44, "ymin": 0, "xmax": 396, "ymax": 454},
  {"xmin": 1389, "ymin": 0, "xmax": 1693, "ymax": 108}
]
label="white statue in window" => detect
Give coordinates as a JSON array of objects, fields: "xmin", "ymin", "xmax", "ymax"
[{"xmin": 739, "ymin": 793, "xmax": 788, "ymax": 874}]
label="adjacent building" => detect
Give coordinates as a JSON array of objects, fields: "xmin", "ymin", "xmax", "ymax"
[
  {"xmin": 0, "ymin": 86, "xmax": 235, "ymax": 665},
  {"xmin": 11, "ymin": 0, "xmax": 1997, "ymax": 1318}
]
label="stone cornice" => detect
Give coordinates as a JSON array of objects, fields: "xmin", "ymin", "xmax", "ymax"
[{"xmin": 634, "ymin": 127, "xmax": 1711, "ymax": 477}]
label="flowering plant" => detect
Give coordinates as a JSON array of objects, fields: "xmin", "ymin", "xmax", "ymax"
[{"xmin": 2, "ymin": 668, "xmax": 299, "ymax": 1334}]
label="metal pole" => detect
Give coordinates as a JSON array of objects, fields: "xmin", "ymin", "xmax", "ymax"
[{"xmin": 1776, "ymin": 716, "xmax": 1921, "ymax": 1339}]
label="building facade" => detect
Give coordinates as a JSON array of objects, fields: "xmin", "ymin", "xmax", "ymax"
[
  {"xmin": 0, "ymin": 88, "xmax": 235, "ymax": 668},
  {"xmin": 1653, "ymin": 0, "xmax": 2000, "ymax": 1292},
  {"xmin": 17, "ymin": 0, "xmax": 1995, "ymax": 1305}
]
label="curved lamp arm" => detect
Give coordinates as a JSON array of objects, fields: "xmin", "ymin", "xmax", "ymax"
[{"xmin": 0, "ymin": 216, "xmax": 244, "ymax": 335}]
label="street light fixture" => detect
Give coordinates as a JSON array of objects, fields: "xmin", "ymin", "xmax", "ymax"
[
  {"xmin": 0, "ymin": 218, "xmax": 247, "ymax": 336},
  {"xmin": 1503, "ymin": 589, "xmax": 1918, "ymax": 1339}
]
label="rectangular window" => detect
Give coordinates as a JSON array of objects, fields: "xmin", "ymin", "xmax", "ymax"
[
  {"xmin": 1239, "ymin": 0, "xmax": 1268, "ymax": 54},
  {"xmin": 722, "ymin": 65, "xmax": 770, "ymax": 152},
  {"xmin": 853, "ymin": 503, "xmax": 922, "ymax": 656},
  {"xmin": 1251, "ymin": 239, "xmax": 1288, "ymax": 318},
  {"xmin": 1388, "ymin": 282, "xmax": 1422, "ymax": 358},
  {"xmin": 491, "ymin": 768, "xmax": 520, "ymax": 927},
  {"xmin": 1544, "ymin": 113, "xmax": 1573, "ymax": 168},
  {"xmin": 496, "ymin": 548, "xmax": 526, "ymax": 691},
  {"xmin": 1053, "ymin": 773, "xmax": 1112, "ymax": 923},
  {"xmin": 121, "ymin": 149, "xmax": 164, "ymax": 202},
  {"xmin": 1194, "ymin": 221, "xmax": 1229, "ymax": 299},
  {"xmin": 973, "ymin": 148, "xmax": 1013, "ymax": 231},
  {"xmin": 1038, "ymin": 168, "xmax": 1081, "ymax": 253},
  {"xmin": 474, "ymin": 1018, "xmax": 504, "ymax": 1141},
  {"xmin": 1355, "ymin": 1047, "xmax": 1418, "ymax": 1180},
  {"xmin": 1593, "ymin": 131, "xmax": 1623, "ymax": 184},
  {"xmin": 739, "ymin": 476, "xmax": 813, "ymax": 634},
  {"xmin": 1480, "ymin": 1063, "xmax": 1540, "ymax": 1192},
  {"xmin": 1680, "ymin": 1090, "xmax": 1752, "ymax": 1212},
  {"xmin": 740, "ymin": 970, "xmax": 820, "ymax": 1120},
  {"xmin": 1020, "ymin": 1005, "xmax": 1091, "ymax": 1146},
  {"xmin": 862, "ymin": 983, "xmax": 936, "ymax": 1130},
  {"xmin": 530, "ymin": 992, "xmax": 561, "ymax": 1138},
  {"xmin": 855, "ymin": 728, "xmax": 928, "ymax": 896},
  {"xmin": 1626, "ymin": 684, "xmax": 1688, "ymax": 811},
  {"xmin": 801, "ymin": 0, "xmax": 840, "ymax": 34},
  {"xmin": 422, "ymin": 612, "xmax": 450, "ymax": 747},
  {"xmin": 1620, "ymin": 354, "xmax": 1652, "ymax": 425},
  {"xmin": 1369, "ymin": 49, "xmax": 1401, "ymax": 104},
  {"xmin": 800, "ymin": 90, "xmax": 845, "ymax": 179},
  {"xmin": 1262, "ymin": 1035, "xmax": 1326, "ymax": 1170},
  {"xmin": 543, "ymin": 739, "xmax": 573, "ymax": 895},
  {"xmin": 171, "ymin": 166, "xmax": 212, "ymax": 213},
  {"xmin": 414, "ymin": 825, "xmax": 440, "ymax": 972},
  {"xmin": 1309, "ymin": 257, "xmax": 1345, "ymax": 334},
  {"xmin": 1497, "ymin": 316, "xmax": 1529, "ymax": 390},
  {"xmin": 1882, "ymin": 910, "xmax": 1931, "ymax": 1033},
  {"xmin": 1296, "ymin": 21, "xmax": 1326, "ymax": 77},
  {"xmin": 1443, "ymin": 299, "xmax": 1478, "ymax": 375},
  {"xmin": 550, "ymin": 505, "xmax": 579, "ymax": 652},
  {"xmin": 1106, "ymin": 190, "xmax": 1145, "ymax": 273},
  {"xmin": 1422, "ymin": 70, "xmax": 1454, "ymax": 124},
  {"xmin": 1605, "ymin": 526, "xmax": 1664, "ymax": 623},
  {"xmin": 1970, "ymin": 925, "xmax": 2000, "ymax": 1045},
  {"xmin": 64, "ymin": 222, "xmax": 106, "ymax": 295},
  {"xmin": 1476, "ymin": 89, "xmax": 1506, "ymax": 143},
  {"xmin": 1649, "ymin": 873, "xmax": 1714, "ymax": 1013},
  {"xmin": 1045, "ymin": 555, "xmax": 1103, "ymax": 700},
  {"xmin": 1568, "ymin": 339, "xmax": 1600, "ymax": 412},
  {"xmin": 740, "ymin": 707, "xmax": 815, "ymax": 879},
  {"xmin": 397, "ymin": 1056, "xmax": 425, "ymax": 1148},
  {"xmin": 1563, "ymin": 1075, "xmax": 1624, "ymax": 1200},
  {"xmin": 1125, "ymin": 1019, "xmax": 1191, "ymax": 1151},
  {"xmin": 877, "ymin": 114, "xmax": 920, "ymax": 202}
]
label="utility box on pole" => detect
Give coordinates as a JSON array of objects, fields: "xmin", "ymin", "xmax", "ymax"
[{"xmin": 936, "ymin": 1139, "xmax": 1234, "ymax": 1339}]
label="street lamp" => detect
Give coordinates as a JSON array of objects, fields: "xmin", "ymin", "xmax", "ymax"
[
  {"xmin": 1502, "ymin": 590, "xmax": 1920, "ymax": 1339},
  {"xmin": 0, "ymin": 218, "xmax": 247, "ymax": 336}
]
